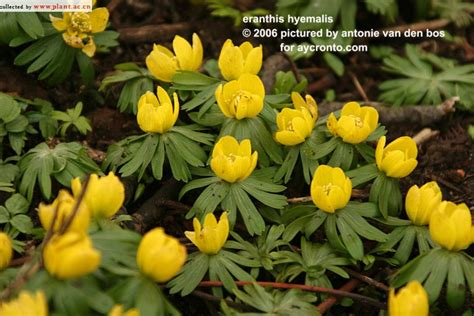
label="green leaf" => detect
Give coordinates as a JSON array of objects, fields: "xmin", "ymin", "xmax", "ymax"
[
  {"xmin": 393, "ymin": 226, "xmax": 416, "ymax": 265},
  {"xmin": 5, "ymin": 193, "xmax": 29, "ymax": 214},
  {"xmin": 423, "ymin": 250, "xmax": 449, "ymax": 303},
  {"xmin": 169, "ymin": 253, "xmax": 210, "ymax": 296},
  {"xmin": 188, "ymin": 182, "xmax": 229, "ymax": 219},
  {"xmin": 76, "ymin": 52, "xmax": 95, "ymax": 87},
  {"xmin": 15, "ymin": 13, "xmax": 44, "ymax": 39},
  {"xmin": 274, "ymin": 146, "xmax": 300, "ymax": 183},
  {"xmin": 136, "ymin": 278, "xmax": 165, "ymax": 316},
  {"xmin": 446, "ymin": 254, "xmax": 466, "ymax": 309},
  {"xmin": 323, "ymin": 52, "xmax": 345, "ymax": 76},
  {"xmin": 346, "ymin": 163, "xmax": 378, "ymax": 187},
  {"xmin": 172, "ymin": 71, "xmax": 220, "ymax": 89},
  {"xmin": 231, "ymin": 184, "xmax": 266, "ymax": 236},
  {"xmin": 11, "ymin": 213, "xmax": 33, "ymax": 233},
  {"xmin": 336, "ymin": 215, "xmax": 364, "ymax": 260}
]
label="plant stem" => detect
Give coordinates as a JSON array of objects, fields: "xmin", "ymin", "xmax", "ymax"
[{"xmin": 198, "ymin": 280, "xmax": 386, "ymax": 311}]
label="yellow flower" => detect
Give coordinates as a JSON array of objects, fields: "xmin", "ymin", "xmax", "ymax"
[
  {"xmin": 310, "ymin": 165, "xmax": 352, "ymax": 213},
  {"xmin": 375, "ymin": 136, "xmax": 418, "ymax": 178},
  {"xmin": 136, "ymin": 228, "xmax": 186, "ymax": 283},
  {"xmin": 388, "ymin": 281, "xmax": 428, "ymax": 316},
  {"xmin": 429, "ymin": 202, "xmax": 472, "ymax": 251},
  {"xmin": 71, "ymin": 172, "xmax": 125, "ymax": 219},
  {"xmin": 0, "ymin": 290, "xmax": 48, "ymax": 316},
  {"xmin": 218, "ymin": 39, "xmax": 262, "ymax": 81},
  {"xmin": 291, "ymin": 92, "xmax": 318, "ymax": 123},
  {"xmin": 0, "ymin": 232, "xmax": 12, "ymax": 271},
  {"xmin": 405, "ymin": 182, "xmax": 442, "ymax": 226},
  {"xmin": 136, "ymin": 87, "xmax": 179, "ymax": 134},
  {"xmin": 215, "ymin": 74, "xmax": 265, "ymax": 120},
  {"xmin": 326, "ymin": 102, "xmax": 379, "ymax": 144},
  {"xmin": 38, "ymin": 190, "xmax": 90, "ymax": 233},
  {"xmin": 43, "ymin": 232, "xmax": 101, "ymax": 279},
  {"xmin": 185, "ymin": 212, "xmax": 229, "ymax": 255},
  {"xmin": 146, "ymin": 33, "xmax": 203, "ymax": 82},
  {"xmin": 275, "ymin": 108, "xmax": 314, "ymax": 146},
  {"xmin": 108, "ymin": 305, "xmax": 140, "ymax": 316},
  {"xmin": 210, "ymin": 136, "xmax": 258, "ymax": 183},
  {"xmin": 50, "ymin": 9, "xmax": 109, "ymax": 57}
]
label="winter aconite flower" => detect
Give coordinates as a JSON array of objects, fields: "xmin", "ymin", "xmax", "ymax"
[
  {"xmin": 275, "ymin": 108, "xmax": 314, "ymax": 146},
  {"xmin": 136, "ymin": 228, "xmax": 186, "ymax": 283},
  {"xmin": 405, "ymin": 182, "xmax": 442, "ymax": 226},
  {"xmin": 375, "ymin": 136, "xmax": 418, "ymax": 178},
  {"xmin": 388, "ymin": 281, "xmax": 429, "ymax": 316},
  {"xmin": 327, "ymin": 102, "xmax": 379, "ymax": 144},
  {"xmin": 50, "ymin": 9, "xmax": 109, "ymax": 57},
  {"xmin": 71, "ymin": 172, "xmax": 125, "ymax": 218},
  {"xmin": 291, "ymin": 92, "xmax": 318, "ymax": 123},
  {"xmin": 0, "ymin": 290, "xmax": 48, "ymax": 316},
  {"xmin": 310, "ymin": 165, "xmax": 352, "ymax": 213},
  {"xmin": 429, "ymin": 202, "xmax": 472, "ymax": 251},
  {"xmin": 185, "ymin": 212, "xmax": 229, "ymax": 255},
  {"xmin": 215, "ymin": 74, "xmax": 265, "ymax": 120},
  {"xmin": 210, "ymin": 136, "xmax": 258, "ymax": 183},
  {"xmin": 38, "ymin": 190, "xmax": 90, "ymax": 233},
  {"xmin": 136, "ymin": 87, "xmax": 179, "ymax": 134},
  {"xmin": 108, "ymin": 305, "xmax": 140, "ymax": 316},
  {"xmin": 146, "ymin": 33, "xmax": 203, "ymax": 82},
  {"xmin": 43, "ymin": 232, "xmax": 101, "ymax": 279},
  {"xmin": 218, "ymin": 39, "xmax": 262, "ymax": 81},
  {"xmin": 0, "ymin": 232, "xmax": 12, "ymax": 271}
]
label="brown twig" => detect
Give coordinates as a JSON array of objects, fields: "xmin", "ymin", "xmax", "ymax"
[
  {"xmin": 58, "ymin": 175, "xmax": 90, "ymax": 235},
  {"xmin": 7, "ymin": 256, "xmax": 32, "ymax": 268},
  {"xmin": 282, "ymin": 53, "xmax": 302, "ymax": 83},
  {"xmin": 317, "ymin": 279, "xmax": 360, "ymax": 314},
  {"xmin": 198, "ymin": 280, "xmax": 386, "ymax": 311},
  {"xmin": 306, "ymin": 74, "xmax": 336, "ymax": 93},
  {"xmin": 379, "ymin": 19, "xmax": 450, "ymax": 34},
  {"xmin": 118, "ymin": 23, "xmax": 192, "ymax": 43},
  {"xmin": 413, "ymin": 128, "xmax": 440, "ymax": 145},
  {"xmin": 344, "ymin": 268, "xmax": 389, "ymax": 292},
  {"xmin": 287, "ymin": 189, "xmax": 367, "ymax": 204},
  {"xmin": 349, "ymin": 72, "xmax": 369, "ymax": 102}
]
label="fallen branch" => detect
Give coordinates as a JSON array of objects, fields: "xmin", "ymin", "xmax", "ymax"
[
  {"xmin": 317, "ymin": 279, "xmax": 360, "ymax": 314},
  {"xmin": 198, "ymin": 280, "xmax": 386, "ymax": 311},
  {"xmin": 319, "ymin": 96, "xmax": 458, "ymax": 126},
  {"xmin": 344, "ymin": 268, "xmax": 389, "ymax": 292},
  {"xmin": 118, "ymin": 23, "xmax": 192, "ymax": 43},
  {"xmin": 288, "ymin": 189, "xmax": 368, "ymax": 204},
  {"xmin": 413, "ymin": 128, "xmax": 440, "ymax": 145}
]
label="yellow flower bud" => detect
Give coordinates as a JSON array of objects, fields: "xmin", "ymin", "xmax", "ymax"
[
  {"xmin": 43, "ymin": 232, "xmax": 101, "ymax": 279},
  {"xmin": 50, "ymin": 9, "xmax": 109, "ymax": 57},
  {"xmin": 136, "ymin": 87, "xmax": 179, "ymax": 134},
  {"xmin": 146, "ymin": 33, "xmax": 203, "ymax": 82},
  {"xmin": 108, "ymin": 305, "xmax": 140, "ymax": 316},
  {"xmin": 326, "ymin": 102, "xmax": 379, "ymax": 144},
  {"xmin": 275, "ymin": 108, "xmax": 314, "ymax": 146},
  {"xmin": 310, "ymin": 165, "xmax": 352, "ymax": 213},
  {"xmin": 137, "ymin": 228, "xmax": 186, "ymax": 283},
  {"xmin": 0, "ymin": 232, "xmax": 12, "ymax": 271},
  {"xmin": 388, "ymin": 281, "xmax": 429, "ymax": 316},
  {"xmin": 71, "ymin": 172, "xmax": 125, "ymax": 219},
  {"xmin": 405, "ymin": 182, "xmax": 442, "ymax": 226},
  {"xmin": 429, "ymin": 202, "xmax": 472, "ymax": 251},
  {"xmin": 0, "ymin": 290, "xmax": 48, "ymax": 316},
  {"xmin": 218, "ymin": 39, "xmax": 263, "ymax": 81},
  {"xmin": 185, "ymin": 212, "xmax": 229, "ymax": 255},
  {"xmin": 291, "ymin": 92, "xmax": 318, "ymax": 123},
  {"xmin": 375, "ymin": 136, "xmax": 418, "ymax": 178},
  {"xmin": 210, "ymin": 136, "xmax": 258, "ymax": 183},
  {"xmin": 38, "ymin": 190, "xmax": 90, "ymax": 233},
  {"xmin": 215, "ymin": 74, "xmax": 265, "ymax": 120}
]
